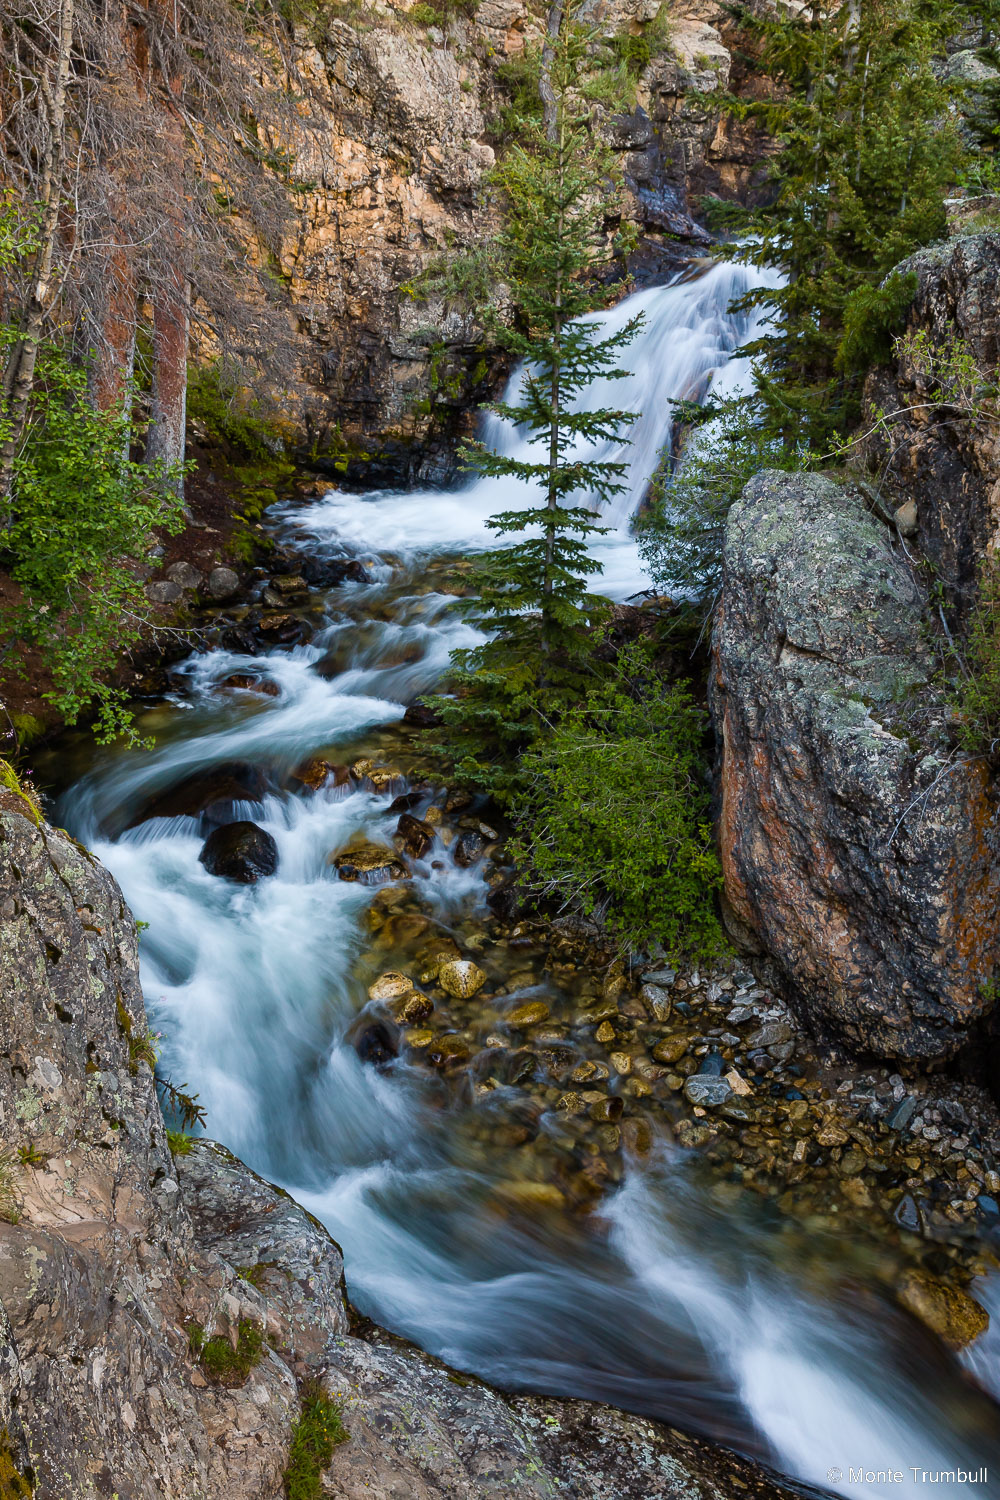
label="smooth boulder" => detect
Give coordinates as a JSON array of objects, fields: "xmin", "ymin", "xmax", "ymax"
[{"xmin": 199, "ymin": 820, "xmax": 279, "ymax": 883}]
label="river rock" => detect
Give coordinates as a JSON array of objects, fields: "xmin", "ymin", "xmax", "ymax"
[
  {"xmin": 332, "ymin": 841, "xmax": 408, "ymax": 884},
  {"xmin": 454, "ymin": 830, "xmax": 485, "ymax": 867},
  {"xmin": 126, "ymin": 761, "xmax": 267, "ymax": 828},
  {"xmin": 438, "ymin": 959, "xmax": 486, "ymax": 999},
  {"xmin": 199, "ymin": 821, "xmax": 279, "ymax": 882},
  {"xmin": 368, "ymin": 972, "xmax": 414, "ymax": 1002},
  {"xmin": 684, "ymin": 1075, "xmax": 732, "ymax": 1108},
  {"xmin": 397, "ymin": 812, "xmax": 435, "ymax": 858},
  {"xmin": 221, "ymin": 673, "xmax": 280, "ymax": 697},
  {"xmin": 167, "ymin": 559, "xmax": 203, "ymax": 590},
  {"xmin": 506, "ymin": 1000, "xmax": 549, "ymax": 1028},
  {"xmin": 291, "ymin": 756, "xmax": 350, "ymax": 792},
  {"xmin": 897, "ymin": 1269, "xmax": 990, "ymax": 1350},
  {"xmin": 147, "ymin": 579, "xmax": 183, "ymax": 604},
  {"xmin": 713, "ymin": 470, "xmax": 1000, "ymax": 1062},
  {"xmin": 206, "ymin": 565, "xmax": 240, "ymax": 600}
]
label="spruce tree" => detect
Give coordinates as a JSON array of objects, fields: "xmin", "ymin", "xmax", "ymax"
[
  {"xmin": 718, "ymin": 0, "xmax": 990, "ymax": 447},
  {"xmin": 432, "ymin": 0, "xmax": 642, "ymax": 796}
]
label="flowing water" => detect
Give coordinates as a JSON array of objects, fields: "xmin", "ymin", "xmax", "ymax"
[{"xmin": 54, "ymin": 259, "xmax": 1000, "ymax": 1497}]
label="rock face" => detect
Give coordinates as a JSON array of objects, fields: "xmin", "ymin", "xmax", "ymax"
[
  {"xmin": 862, "ymin": 230, "xmax": 1000, "ymax": 621},
  {"xmin": 0, "ymin": 796, "xmax": 804, "ymax": 1499},
  {"xmin": 271, "ymin": 0, "xmax": 772, "ymax": 474},
  {"xmin": 712, "ymin": 471, "xmax": 1000, "ymax": 1062}
]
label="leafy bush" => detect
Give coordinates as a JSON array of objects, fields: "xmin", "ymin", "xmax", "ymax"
[
  {"xmin": 284, "ymin": 1385, "xmax": 348, "ymax": 1500},
  {"xmin": 2, "ymin": 341, "xmax": 185, "ymax": 741},
  {"xmin": 515, "ymin": 644, "xmax": 726, "ymax": 959}
]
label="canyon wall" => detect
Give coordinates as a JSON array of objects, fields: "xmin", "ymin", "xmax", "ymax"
[{"xmin": 266, "ymin": 0, "xmax": 770, "ymax": 479}]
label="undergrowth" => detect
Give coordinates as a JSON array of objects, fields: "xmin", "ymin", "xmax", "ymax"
[
  {"xmin": 283, "ymin": 1384, "xmax": 348, "ymax": 1500},
  {"xmin": 188, "ymin": 1319, "xmax": 264, "ymax": 1384}
]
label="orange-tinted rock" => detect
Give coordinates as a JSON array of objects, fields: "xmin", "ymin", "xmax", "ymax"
[{"xmin": 712, "ymin": 471, "xmax": 1000, "ymax": 1062}]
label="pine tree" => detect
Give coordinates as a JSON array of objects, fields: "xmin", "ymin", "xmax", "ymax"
[
  {"xmin": 432, "ymin": 0, "xmax": 642, "ymax": 796},
  {"xmin": 718, "ymin": 0, "xmax": 990, "ymax": 447}
]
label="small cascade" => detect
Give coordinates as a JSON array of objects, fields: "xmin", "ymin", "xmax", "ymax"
[{"xmin": 53, "ymin": 259, "xmax": 1000, "ymax": 1500}]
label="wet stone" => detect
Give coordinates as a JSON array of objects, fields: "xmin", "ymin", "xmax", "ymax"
[
  {"xmin": 438, "ymin": 959, "xmax": 487, "ymax": 999},
  {"xmin": 332, "ymin": 841, "xmax": 408, "ymax": 884},
  {"xmin": 639, "ymin": 983, "xmax": 672, "ymax": 1021},
  {"xmin": 455, "ymin": 830, "xmax": 486, "ymax": 867},
  {"xmin": 651, "ymin": 1036, "xmax": 689, "ymax": 1065},
  {"xmin": 588, "ymin": 1096, "xmax": 623, "ymax": 1124},
  {"xmin": 199, "ymin": 821, "xmax": 278, "ymax": 883},
  {"xmin": 397, "ymin": 812, "xmax": 435, "ymax": 859},
  {"xmin": 683, "ymin": 1075, "xmax": 733, "ymax": 1109},
  {"xmin": 506, "ymin": 1001, "xmax": 549, "ymax": 1028}
]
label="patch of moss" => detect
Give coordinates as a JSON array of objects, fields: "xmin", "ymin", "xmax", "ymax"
[
  {"xmin": 0, "ymin": 1429, "xmax": 32, "ymax": 1499},
  {"xmin": 8, "ymin": 713, "xmax": 44, "ymax": 749},
  {"xmin": 283, "ymin": 1385, "xmax": 348, "ymax": 1500},
  {"xmin": 0, "ymin": 760, "xmax": 41, "ymax": 825},
  {"xmin": 188, "ymin": 1318, "xmax": 264, "ymax": 1385}
]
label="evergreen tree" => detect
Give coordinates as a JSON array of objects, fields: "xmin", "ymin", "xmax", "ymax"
[
  {"xmin": 718, "ymin": 0, "xmax": 989, "ymax": 446},
  {"xmin": 432, "ymin": 0, "xmax": 642, "ymax": 796}
]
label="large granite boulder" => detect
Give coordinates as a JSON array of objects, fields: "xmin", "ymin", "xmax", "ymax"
[{"xmin": 712, "ymin": 471, "xmax": 1000, "ymax": 1062}]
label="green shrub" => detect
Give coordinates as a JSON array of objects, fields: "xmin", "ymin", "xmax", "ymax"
[
  {"xmin": 515, "ymin": 643, "xmax": 726, "ymax": 959},
  {"xmin": 2, "ymin": 341, "xmax": 185, "ymax": 742},
  {"xmin": 284, "ymin": 1385, "xmax": 348, "ymax": 1500}
]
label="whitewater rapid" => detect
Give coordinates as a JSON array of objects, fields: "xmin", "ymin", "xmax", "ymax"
[{"xmin": 57, "ymin": 259, "xmax": 1000, "ymax": 1499}]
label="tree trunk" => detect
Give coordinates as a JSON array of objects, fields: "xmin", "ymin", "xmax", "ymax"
[
  {"xmin": 0, "ymin": 0, "xmax": 75, "ymax": 517},
  {"xmin": 539, "ymin": 0, "xmax": 564, "ymax": 144},
  {"xmin": 86, "ymin": 247, "xmax": 138, "ymax": 415},
  {"xmin": 145, "ymin": 257, "xmax": 189, "ymax": 497}
]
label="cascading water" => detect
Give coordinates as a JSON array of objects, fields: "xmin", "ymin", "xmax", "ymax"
[{"xmin": 55, "ymin": 258, "xmax": 1000, "ymax": 1498}]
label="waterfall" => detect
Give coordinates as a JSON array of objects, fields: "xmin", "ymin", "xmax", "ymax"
[{"xmin": 293, "ymin": 257, "xmax": 781, "ymax": 601}]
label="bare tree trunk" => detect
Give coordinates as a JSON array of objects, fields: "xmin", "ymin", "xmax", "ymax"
[
  {"xmin": 0, "ymin": 0, "xmax": 75, "ymax": 516},
  {"xmin": 146, "ymin": 255, "xmax": 189, "ymax": 497},
  {"xmin": 539, "ymin": 0, "xmax": 564, "ymax": 144},
  {"xmin": 86, "ymin": 248, "xmax": 138, "ymax": 414}
]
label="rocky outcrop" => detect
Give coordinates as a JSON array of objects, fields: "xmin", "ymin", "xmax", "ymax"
[
  {"xmin": 862, "ymin": 230, "xmax": 1000, "ymax": 620},
  {"xmin": 712, "ymin": 471, "xmax": 1000, "ymax": 1062},
  {"xmin": 274, "ymin": 0, "xmax": 770, "ymax": 474},
  {"xmin": 0, "ymin": 795, "xmax": 804, "ymax": 1497}
]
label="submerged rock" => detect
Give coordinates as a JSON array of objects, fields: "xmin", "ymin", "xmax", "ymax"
[
  {"xmin": 438, "ymin": 959, "xmax": 487, "ymax": 999},
  {"xmin": 199, "ymin": 821, "xmax": 279, "ymax": 882},
  {"xmin": 713, "ymin": 470, "xmax": 1000, "ymax": 1062},
  {"xmin": 897, "ymin": 1269, "xmax": 990, "ymax": 1350}
]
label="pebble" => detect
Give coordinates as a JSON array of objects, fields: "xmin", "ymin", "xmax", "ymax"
[
  {"xmin": 506, "ymin": 1001, "xmax": 549, "ymax": 1028},
  {"xmin": 888, "ymin": 1096, "xmax": 918, "ymax": 1131},
  {"xmin": 651, "ymin": 1037, "xmax": 688, "ymax": 1064},
  {"xmin": 683, "ymin": 1075, "xmax": 733, "ymax": 1108}
]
